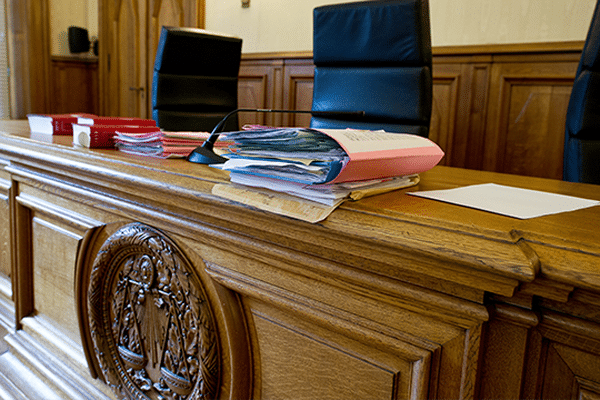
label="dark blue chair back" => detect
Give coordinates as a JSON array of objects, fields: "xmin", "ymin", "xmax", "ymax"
[
  {"xmin": 563, "ymin": 1, "xmax": 600, "ymax": 184},
  {"xmin": 152, "ymin": 27, "xmax": 242, "ymax": 132},
  {"xmin": 310, "ymin": 0, "xmax": 432, "ymax": 137}
]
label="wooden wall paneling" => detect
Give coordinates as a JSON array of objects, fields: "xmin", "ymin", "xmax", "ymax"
[
  {"xmin": 0, "ymin": 159, "xmax": 12, "ymax": 301},
  {"xmin": 196, "ymin": 0, "xmax": 205, "ymax": 29},
  {"xmin": 50, "ymin": 57, "xmax": 99, "ymax": 115},
  {"xmin": 234, "ymin": 43, "xmax": 584, "ymax": 180},
  {"xmin": 461, "ymin": 63, "xmax": 492, "ymax": 171},
  {"xmin": 483, "ymin": 54, "xmax": 580, "ymax": 179},
  {"xmin": 431, "ymin": 63, "xmax": 462, "ymax": 167},
  {"xmin": 431, "ymin": 59, "xmax": 491, "ymax": 170},
  {"xmin": 282, "ymin": 58, "xmax": 314, "ymax": 128},
  {"xmin": 238, "ymin": 59, "xmax": 284, "ymax": 127}
]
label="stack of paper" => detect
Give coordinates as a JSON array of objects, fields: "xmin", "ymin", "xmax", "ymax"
[
  {"xmin": 115, "ymin": 131, "xmax": 229, "ymax": 158},
  {"xmin": 222, "ymin": 128, "xmax": 346, "ymax": 184},
  {"xmin": 229, "ymin": 172, "xmax": 419, "ymax": 207},
  {"xmin": 216, "ymin": 127, "xmax": 445, "ymax": 206}
]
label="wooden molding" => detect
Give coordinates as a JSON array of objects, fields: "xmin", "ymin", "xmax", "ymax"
[
  {"xmin": 240, "ymin": 41, "xmax": 586, "ymax": 61},
  {"xmin": 432, "ymin": 40, "xmax": 585, "ymax": 56},
  {"xmin": 242, "ymin": 51, "xmax": 313, "ymax": 61}
]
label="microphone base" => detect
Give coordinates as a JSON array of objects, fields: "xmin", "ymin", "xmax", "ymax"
[{"xmin": 187, "ymin": 146, "xmax": 228, "ymax": 164}]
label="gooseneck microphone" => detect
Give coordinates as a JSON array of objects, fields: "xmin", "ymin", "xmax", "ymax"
[{"xmin": 186, "ymin": 108, "xmax": 365, "ymax": 164}]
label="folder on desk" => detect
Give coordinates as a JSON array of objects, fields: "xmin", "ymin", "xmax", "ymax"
[
  {"xmin": 212, "ymin": 127, "xmax": 443, "ymax": 219},
  {"xmin": 219, "ymin": 127, "xmax": 444, "ymax": 185}
]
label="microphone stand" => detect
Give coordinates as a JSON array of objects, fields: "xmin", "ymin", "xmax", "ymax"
[{"xmin": 186, "ymin": 108, "xmax": 365, "ymax": 164}]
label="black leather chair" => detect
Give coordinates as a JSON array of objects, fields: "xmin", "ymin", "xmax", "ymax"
[
  {"xmin": 563, "ymin": 1, "xmax": 600, "ymax": 184},
  {"xmin": 152, "ymin": 26, "xmax": 242, "ymax": 132},
  {"xmin": 310, "ymin": 0, "xmax": 432, "ymax": 137}
]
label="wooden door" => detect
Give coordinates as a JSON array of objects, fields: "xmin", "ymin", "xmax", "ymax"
[
  {"xmin": 100, "ymin": 0, "xmax": 204, "ymax": 118},
  {"xmin": 13, "ymin": 0, "xmax": 51, "ymax": 116},
  {"xmin": 102, "ymin": 0, "xmax": 147, "ymax": 117}
]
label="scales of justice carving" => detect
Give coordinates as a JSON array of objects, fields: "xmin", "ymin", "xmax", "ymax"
[{"xmin": 88, "ymin": 223, "xmax": 220, "ymax": 399}]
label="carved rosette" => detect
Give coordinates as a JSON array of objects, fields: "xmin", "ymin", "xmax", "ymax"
[{"xmin": 88, "ymin": 223, "xmax": 220, "ymax": 400}]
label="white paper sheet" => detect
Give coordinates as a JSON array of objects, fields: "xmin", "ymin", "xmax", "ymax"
[{"xmin": 408, "ymin": 183, "xmax": 600, "ymax": 219}]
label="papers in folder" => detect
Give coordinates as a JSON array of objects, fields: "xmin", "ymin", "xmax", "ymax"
[
  {"xmin": 219, "ymin": 127, "xmax": 444, "ymax": 185},
  {"xmin": 211, "ymin": 127, "xmax": 444, "ymax": 222},
  {"xmin": 229, "ymin": 172, "xmax": 420, "ymax": 207},
  {"xmin": 220, "ymin": 128, "xmax": 346, "ymax": 184}
]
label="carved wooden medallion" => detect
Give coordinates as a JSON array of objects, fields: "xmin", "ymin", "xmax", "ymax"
[{"xmin": 88, "ymin": 223, "xmax": 220, "ymax": 399}]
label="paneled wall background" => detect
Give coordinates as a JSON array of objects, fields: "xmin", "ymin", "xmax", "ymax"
[{"xmin": 236, "ymin": 42, "xmax": 583, "ymax": 181}]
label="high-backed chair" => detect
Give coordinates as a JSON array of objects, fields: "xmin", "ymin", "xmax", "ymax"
[
  {"xmin": 310, "ymin": 0, "xmax": 432, "ymax": 137},
  {"xmin": 152, "ymin": 26, "xmax": 242, "ymax": 132},
  {"xmin": 563, "ymin": 1, "xmax": 600, "ymax": 184}
]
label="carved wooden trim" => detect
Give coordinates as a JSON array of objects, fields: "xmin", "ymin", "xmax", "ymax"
[
  {"xmin": 239, "ymin": 41, "xmax": 585, "ymax": 62},
  {"xmin": 88, "ymin": 223, "xmax": 220, "ymax": 399}
]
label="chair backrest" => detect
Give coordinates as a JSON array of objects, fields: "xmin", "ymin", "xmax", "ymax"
[
  {"xmin": 563, "ymin": 1, "xmax": 600, "ymax": 184},
  {"xmin": 152, "ymin": 26, "xmax": 242, "ymax": 132},
  {"xmin": 310, "ymin": 0, "xmax": 432, "ymax": 137}
]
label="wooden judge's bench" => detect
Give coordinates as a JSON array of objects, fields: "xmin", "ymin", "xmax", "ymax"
[{"xmin": 0, "ymin": 120, "xmax": 599, "ymax": 399}]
